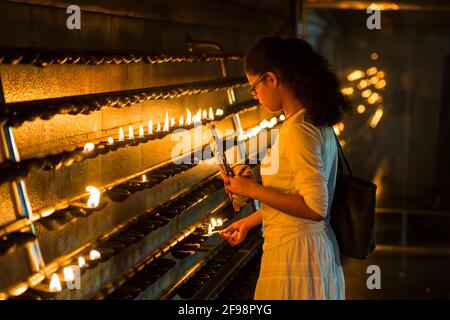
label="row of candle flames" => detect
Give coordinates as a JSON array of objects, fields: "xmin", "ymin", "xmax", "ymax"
[
  {"xmin": 28, "ymin": 112, "xmax": 289, "ymax": 296},
  {"xmin": 42, "ymin": 216, "xmax": 225, "ymax": 294},
  {"xmin": 82, "ymin": 107, "xmax": 224, "ymax": 153}
]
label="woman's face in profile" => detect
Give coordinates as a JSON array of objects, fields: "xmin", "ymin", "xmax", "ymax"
[{"xmin": 245, "ymin": 71, "xmax": 283, "ymax": 114}]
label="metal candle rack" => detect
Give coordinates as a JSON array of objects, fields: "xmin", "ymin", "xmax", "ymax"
[
  {"xmin": 0, "ymin": 45, "xmax": 266, "ymax": 300},
  {"xmin": 0, "ymin": 99, "xmax": 257, "ymax": 186},
  {"xmin": 0, "ymin": 75, "xmax": 47, "ymax": 299},
  {"xmin": 0, "ymin": 48, "xmax": 244, "ymax": 68}
]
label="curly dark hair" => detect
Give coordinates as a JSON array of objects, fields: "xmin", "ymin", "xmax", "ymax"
[{"xmin": 245, "ymin": 37, "xmax": 351, "ymax": 127}]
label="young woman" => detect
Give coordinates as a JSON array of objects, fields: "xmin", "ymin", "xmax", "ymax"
[{"xmin": 219, "ymin": 37, "xmax": 350, "ymax": 300}]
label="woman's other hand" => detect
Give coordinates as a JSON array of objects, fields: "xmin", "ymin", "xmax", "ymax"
[
  {"xmin": 219, "ymin": 218, "xmax": 250, "ymax": 246},
  {"xmin": 225, "ymin": 175, "xmax": 259, "ymax": 199}
]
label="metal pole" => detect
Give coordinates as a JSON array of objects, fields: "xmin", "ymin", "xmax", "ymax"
[{"xmin": 0, "ymin": 76, "xmax": 45, "ymax": 272}]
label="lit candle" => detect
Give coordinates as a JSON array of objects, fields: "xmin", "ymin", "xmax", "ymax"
[
  {"xmin": 374, "ymin": 79, "xmax": 386, "ymax": 89},
  {"xmin": 208, "ymin": 107, "xmax": 214, "ymax": 120},
  {"xmin": 347, "ymin": 70, "xmax": 364, "ymax": 81},
  {"xmin": 357, "ymin": 79, "xmax": 369, "ymax": 90},
  {"xmin": 366, "ymin": 67, "xmax": 378, "ymax": 76},
  {"xmin": 202, "ymin": 110, "xmax": 207, "ymax": 119},
  {"xmin": 148, "ymin": 120, "xmax": 153, "ymax": 135},
  {"xmin": 207, "ymin": 223, "xmax": 213, "ymax": 236},
  {"xmin": 370, "ymin": 108, "xmax": 383, "ymax": 128},
  {"xmin": 341, "ymin": 87, "xmax": 354, "ymax": 96},
  {"xmin": 83, "ymin": 142, "xmax": 95, "ymax": 153},
  {"xmin": 63, "ymin": 266, "xmax": 75, "ymax": 282},
  {"xmin": 368, "ymin": 92, "xmax": 381, "ymax": 104},
  {"xmin": 333, "ymin": 126, "xmax": 341, "ymax": 136},
  {"xmin": 279, "ymin": 114, "xmax": 285, "ymax": 121},
  {"xmin": 78, "ymin": 257, "xmax": 86, "ymax": 268},
  {"xmin": 142, "ymin": 174, "xmax": 147, "ymax": 182},
  {"xmin": 156, "ymin": 122, "xmax": 161, "ymax": 132},
  {"xmin": 107, "ymin": 137, "xmax": 114, "ymax": 145},
  {"xmin": 139, "ymin": 125, "xmax": 144, "ymax": 138},
  {"xmin": 361, "ymin": 89, "xmax": 372, "ymax": 98},
  {"xmin": 357, "ymin": 104, "xmax": 366, "ymax": 114},
  {"xmin": 90, "ymin": 250, "xmax": 101, "ymax": 260},
  {"xmin": 49, "ymin": 273, "xmax": 62, "ymax": 292},
  {"xmin": 128, "ymin": 125, "xmax": 134, "ymax": 139},
  {"xmin": 217, "ymin": 218, "xmax": 223, "ymax": 227},
  {"xmin": 86, "ymin": 186, "xmax": 100, "ymax": 208},
  {"xmin": 216, "ymin": 109, "xmax": 224, "ymax": 116},
  {"xmin": 119, "ymin": 128, "xmax": 124, "ymax": 141},
  {"xmin": 269, "ymin": 117, "xmax": 277, "ymax": 127},
  {"xmin": 186, "ymin": 109, "xmax": 192, "ymax": 125},
  {"xmin": 163, "ymin": 111, "xmax": 169, "ymax": 132},
  {"xmin": 171, "ymin": 118, "xmax": 175, "ymax": 127},
  {"xmin": 211, "ymin": 218, "xmax": 217, "ymax": 228},
  {"xmin": 179, "ymin": 116, "xmax": 184, "ymax": 126}
]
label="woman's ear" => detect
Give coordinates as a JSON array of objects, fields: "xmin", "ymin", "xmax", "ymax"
[{"xmin": 265, "ymin": 71, "xmax": 279, "ymax": 88}]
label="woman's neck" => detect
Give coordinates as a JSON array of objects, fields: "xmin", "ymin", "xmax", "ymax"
[{"xmin": 282, "ymin": 91, "xmax": 304, "ymax": 120}]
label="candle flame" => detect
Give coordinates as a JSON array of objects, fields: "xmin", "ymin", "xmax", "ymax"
[
  {"xmin": 128, "ymin": 125, "xmax": 134, "ymax": 139},
  {"xmin": 211, "ymin": 218, "xmax": 217, "ymax": 228},
  {"xmin": 49, "ymin": 273, "xmax": 62, "ymax": 292},
  {"xmin": 361, "ymin": 89, "xmax": 372, "ymax": 98},
  {"xmin": 341, "ymin": 87, "xmax": 354, "ymax": 96},
  {"xmin": 179, "ymin": 116, "xmax": 184, "ymax": 126},
  {"xmin": 202, "ymin": 110, "xmax": 207, "ymax": 119},
  {"xmin": 370, "ymin": 108, "xmax": 384, "ymax": 128},
  {"xmin": 279, "ymin": 114, "xmax": 285, "ymax": 121},
  {"xmin": 216, "ymin": 109, "xmax": 224, "ymax": 116},
  {"xmin": 368, "ymin": 92, "xmax": 381, "ymax": 104},
  {"xmin": 357, "ymin": 79, "xmax": 369, "ymax": 90},
  {"xmin": 139, "ymin": 125, "xmax": 144, "ymax": 138},
  {"xmin": 107, "ymin": 137, "xmax": 114, "ymax": 145},
  {"xmin": 193, "ymin": 109, "xmax": 202, "ymax": 123},
  {"xmin": 333, "ymin": 126, "xmax": 341, "ymax": 136},
  {"xmin": 83, "ymin": 142, "xmax": 95, "ymax": 153},
  {"xmin": 142, "ymin": 174, "xmax": 147, "ymax": 182},
  {"xmin": 90, "ymin": 250, "xmax": 101, "ymax": 260},
  {"xmin": 163, "ymin": 111, "xmax": 169, "ymax": 132},
  {"xmin": 207, "ymin": 223, "xmax": 213, "ymax": 236},
  {"xmin": 208, "ymin": 107, "xmax": 214, "ymax": 120},
  {"xmin": 375, "ymin": 79, "xmax": 386, "ymax": 89},
  {"xmin": 148, "ymin": 120, "xmax": 153, "ymax": 135},
  {"xmin": 171, "ymin": 118, "xmax": 175, "ymax": 127},
  {"xmin": 156, "ymin": 122, "xmax": 161, "ymax": 132},
  {"xmin": 119, "ymin": 127, "xmax": 124, "ymax": 141},
  {"xmin": 269, "ymin": 117, "xmax": 277, "ymax": 127},
  {"xmin": 357, "ymin": 104, "xmax": 366, "ymax": 114},
  {"xmin": 86, "ymin": 186, "xmax": 100, "ymax": 208},
  {"xmin": 186, "ymin": 109, "xmax": 192, "ymax": 125},
  {"xmin": 366, "ymin": 67, "xmax": 378, "ymax": 77},
  {"xmin": 63, "ymin": 266, "xmax": 75, "ymax": 282},
  {"xmin": 347, "ymin": 70, "xmax": 364, "ymax": 81},
  {"xmin": 78, "ymin": 257, "xmax": 86, "ymax": 268},
  {"xmin": 217, "ymin": 218, "xmax": 223, "ymax": 226}
]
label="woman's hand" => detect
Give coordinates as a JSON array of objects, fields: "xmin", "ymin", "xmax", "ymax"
[
  {"xmin": 225, "ymin": 175, "xmax": 260, "ymax": 199},
  {"xmin": 219, "ymin": 218, "xmax": 250, "ymax": 246}
]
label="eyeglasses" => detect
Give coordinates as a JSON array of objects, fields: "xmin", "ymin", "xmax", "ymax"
[{"xmin": 247, "ymin": 73, "xmax": 267, "ymax": 96}]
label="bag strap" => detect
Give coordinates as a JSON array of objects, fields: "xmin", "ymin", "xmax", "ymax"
[{"xmin": 332, "ymin": 131, "xmax": 353, "ymax": 177}]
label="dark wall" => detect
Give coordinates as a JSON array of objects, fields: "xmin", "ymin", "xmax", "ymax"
[
  {"xmin": 316, "ymin": 9, "xmax": 450, "ymax": 210},
  {"xmin": 0, "ymin": 0, "xmax": 292, "ymax": 296}
]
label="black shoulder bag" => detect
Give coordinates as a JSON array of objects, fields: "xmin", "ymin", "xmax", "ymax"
[{"xmin": 330, "ymin": 132, "xmax": 377, "ymax": 259}]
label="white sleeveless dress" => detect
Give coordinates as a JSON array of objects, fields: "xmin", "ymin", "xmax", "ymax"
[{"xmin": 254, "ymin": 108, "xmax": 345, "ymax": 300}]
